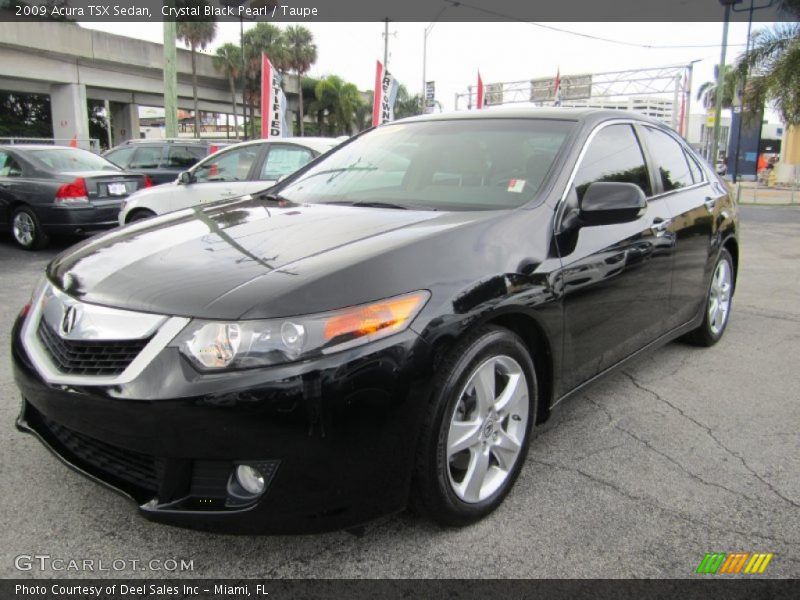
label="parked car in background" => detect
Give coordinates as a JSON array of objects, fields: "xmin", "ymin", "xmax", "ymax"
[
  {"xmin": 12, "ymin": 109, "xmax": 738, "ymax": 533},
  {"xmin": 103, "ymin": 139, "xmax": 231, "ymax": 185},
  {"xmin": 118, "ymin": 137, "xmax": 341, "ymax": 225},
  {"xmin": 0, "ymin": 145, "xmax": 152, "ymax": 249}
]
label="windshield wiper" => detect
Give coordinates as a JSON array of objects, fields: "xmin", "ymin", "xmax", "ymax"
[{"xmin": 323, "ymin": 200, "xmax": 409, "ymax": 210}]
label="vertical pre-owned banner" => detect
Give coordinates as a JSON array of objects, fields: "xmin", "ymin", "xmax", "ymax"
[
  {"xmin": 424, "ymin": 81, "xmax": 435, "ymax": 114},
  {"xmin": 261, "ymin": 53, "xmax": 289, "ymax": 138},
  {"xmin": 372, "ymin": 60, "xmax": 400, "ymax": 126}
]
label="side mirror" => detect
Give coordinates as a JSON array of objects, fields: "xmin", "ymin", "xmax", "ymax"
[
  {"xmin": 178, "ymin": 171, "xmax": 194, "ymax": 185},
  {"xmin": 580, "ymin": 182, "xmax": 647, "ymax": 226}
]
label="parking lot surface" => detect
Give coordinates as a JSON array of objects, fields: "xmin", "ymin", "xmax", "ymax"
[{"xmin": 1, "ymin": 205, "xmax": 798, "ymax": 579}]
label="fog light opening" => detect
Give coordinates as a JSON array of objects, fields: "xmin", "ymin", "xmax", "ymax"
[{"xmin": 235, "ymin": 464, "xmax": 265, "ymax": 495}]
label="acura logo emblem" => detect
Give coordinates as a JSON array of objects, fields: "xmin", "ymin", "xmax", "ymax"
[{"xmin": 61, "ymin": 305, "xmax": 80, "ymax": 335}]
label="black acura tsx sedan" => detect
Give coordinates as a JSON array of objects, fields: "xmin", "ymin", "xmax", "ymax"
[{"xmin": 12, "ymin": 108, "xmax": 738, "ymax": 533}]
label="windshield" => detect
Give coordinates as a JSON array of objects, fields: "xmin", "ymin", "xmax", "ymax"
[
  {"xmin": 278, "ymin": 118, "xmax": 574, "ymax": 211},
  {"xmin": 30, "ymin": 148, "xmax": 120, "ymax": 173}
]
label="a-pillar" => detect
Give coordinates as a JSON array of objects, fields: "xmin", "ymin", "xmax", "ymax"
[
  {"xmin": 50, "ymin": 83, "xmax": 90, "ymax": 149},
  {"xmin": 110, "ymin": 102, "xmax": 140, "ymax": 145}
]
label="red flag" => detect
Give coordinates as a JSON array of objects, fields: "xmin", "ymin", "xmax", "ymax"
[
  {"xmin": 372, "ymin": 60, "xmax": 384, "ymax": 127},
  {"xmin": 68, "ymin": 135, "xmax": 77, "ymax": 148},
  {"xmin": 476, "ymin": 71, "xmax": 484, "ymax": 109}
]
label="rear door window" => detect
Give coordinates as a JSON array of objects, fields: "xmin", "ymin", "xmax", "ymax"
[
  {"xmin": 129, "ymin": 146, "xmax": 164, "ymax": 169},
  {"xmin": 167, "ymin": 145, "xmax": 204, "ymax": 169},
  {"xmin": 259, "ymin": 145, "xmax": 316, "ymax": 181},
  {"xmin": 0, "ymin": 152, "xmax": 23, "ymax": 177}
]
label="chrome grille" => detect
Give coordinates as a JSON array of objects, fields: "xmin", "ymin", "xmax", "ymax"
[{"xmin": 36, "ymin": 319, "xmax": 150, "ymax": 376}]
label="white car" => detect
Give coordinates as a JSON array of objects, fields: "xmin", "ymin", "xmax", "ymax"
[{"xmin": 118, "ymin": 137, "xmax": 342, "ymax": 225}]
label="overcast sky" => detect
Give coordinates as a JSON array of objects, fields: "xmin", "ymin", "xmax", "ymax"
[{"xmin": 80, "ymin": 21, "xmax": 780, "ymax": 122}]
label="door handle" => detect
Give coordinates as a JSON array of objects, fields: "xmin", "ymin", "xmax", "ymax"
[
  {"xmin": 704, "ymin": 197, "xmax": 717, "ymax": 212},
  {"xmin": 650, "ymin": 218, "xmax": 672, "ymax": 237}
]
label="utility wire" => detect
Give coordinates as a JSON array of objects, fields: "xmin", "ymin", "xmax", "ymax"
[{"xmin": 444, "ymin": 0, "xmax": 750, "ymax": 49}]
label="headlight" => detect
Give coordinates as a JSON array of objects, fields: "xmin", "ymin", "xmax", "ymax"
[{"xmin": 172, "ymin": 290, "xmax": 430, "ymax": 371}]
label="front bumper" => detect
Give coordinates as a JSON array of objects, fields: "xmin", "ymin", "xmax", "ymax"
[{"xmin": 12, "ymin": 312, "xmax": 433, "ymax": 534}]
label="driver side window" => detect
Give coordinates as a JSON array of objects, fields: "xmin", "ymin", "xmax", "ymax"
[
  {"xmin": 574, "ymin": 124, "xmax": 651, "ymax": 201},
  {"xmin": 194, "ymin": 146, "xmax": 259, "ymax": 183}
]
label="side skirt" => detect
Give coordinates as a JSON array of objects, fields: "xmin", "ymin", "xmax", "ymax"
[{"xmin": 550, "ymin": 311, "xmax": 704, "ymax": 410}]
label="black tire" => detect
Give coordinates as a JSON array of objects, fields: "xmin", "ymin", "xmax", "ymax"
[
  {"xmin": 10, "ymin": 205, "xmax": 49, "ymax": 250},
  {"xmin": 411, "ymin": 325, "xmax": 538, "ymax": 526},
  {"xmin": 683, "ymin": 248, "xmax": 735, "ymax": 347},
  {"xmin": 126, "ymin": 209, "xmax": 156, "ymax": 223}
]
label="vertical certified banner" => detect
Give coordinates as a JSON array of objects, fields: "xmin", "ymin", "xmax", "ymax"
[
  {"xmin": 424, "ymin": 81, "xmax": 436, "ymax": 114},
  {"xmin": 476, "ymin": 71, "xmax": 484, "ymax": 109},
  {"xmin": 372, "ymin": 60, "xmax": 400, "ymax": 126},
  {"xmin": 261, "ymin": 53, "xmax": 289, "ymax": 138}
]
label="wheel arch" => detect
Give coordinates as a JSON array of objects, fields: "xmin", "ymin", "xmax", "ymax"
[
  {"xmin": 428, "ymin": 309, "xmax": 556, "ymax": 425},
  {"xmin": 721, "ymin": 234, "xmax": 739, "ymax": 288},
  {"xmin": 125, "ymin": 207, "xmax": 157, "ymax": 224}
]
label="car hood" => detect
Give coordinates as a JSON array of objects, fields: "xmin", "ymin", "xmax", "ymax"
[{"xmin": 47, "ymin": 198, "xmax": 491, "ymax": 319}]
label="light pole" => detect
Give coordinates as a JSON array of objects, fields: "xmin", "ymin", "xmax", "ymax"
[
  {"xmin": 421, "ymin": 6, "xmax": 449, "ymax": 113},
  {"xmin": 711, "ymin": 0, "xmax": 743, "ymax": 163},
  {"xmin": 421, "ymin": 22, "xmax": 437, "ymax": 111}
]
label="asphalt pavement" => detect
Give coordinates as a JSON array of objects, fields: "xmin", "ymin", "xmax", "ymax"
[{"xmin": 1, "ymin": 206, "xmax": 798, "ymax": 579}]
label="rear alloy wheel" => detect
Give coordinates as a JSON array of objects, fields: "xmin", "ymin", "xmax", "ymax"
[
  {"xmin": 412, "ymin": 326, "xmax": 537, "ymax": 526},
  {"xmin": 11, "ymin": 206, "xmax": 48, "ymax": 250},
  {"xmin": 684, "ymin": 248, "xmax": 734, "ymax": 346}
]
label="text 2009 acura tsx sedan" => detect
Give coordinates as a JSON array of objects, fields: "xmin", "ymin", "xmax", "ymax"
[{"xmin": 12, "ymin": 109, "xmax": 738, "ymax": 533}]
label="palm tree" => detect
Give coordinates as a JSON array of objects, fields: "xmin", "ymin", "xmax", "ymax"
[
  {"xmin": 696, "ymin": 64, "xmax": 738, "ymax": 110},
  {"xmin": 243, "ymin": 23, "xmax": 286, "ymax": 137},
  {"xmin": 284, "ymin": 26, "xmax": 317, "ymax": 136},
  {"xmin": 736, "ymin": 4, "xmax": 800, "ymax": 125},
  {"xmin": 311, "ymin": 76, "xmax": 363, "ymax": 136},
  {"xmin": 394, "ymin": 85, "xmax": 422, "ymax": 119},
  {"xmin": 177, "ymin": 20, "xmax": 217, "ymax": 138},
  {"xmin": 213, "ymin": 43, "xmax": 242, "ymax": 139},
  {"xmin": 354, "ymin": 90, "xmax": 373, "ymax": 132}
]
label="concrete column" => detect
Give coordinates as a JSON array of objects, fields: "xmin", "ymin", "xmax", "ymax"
[
  {"xmin": 110, "ymin": 102, "xmax": 140, "ymax": 145},
  {"xmin": 50, "ymin": 83, "xmax": 90, "ymax": 149}
]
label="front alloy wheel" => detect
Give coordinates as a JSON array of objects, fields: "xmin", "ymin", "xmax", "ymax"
[
  {"xmin": 412, "ymin": 326, "xmax": 537, "ymax": 526},
  {"xmin": 447, "ymin": 355, "xmax": 529, "ymax": 503}
]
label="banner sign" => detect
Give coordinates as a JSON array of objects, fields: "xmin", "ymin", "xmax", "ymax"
[
  {"xmin": 372, "ymin": 60, "xmax": 400, "ymax": 126},
  {"xmin": 486, "ymin": 83, "xmax": 503, "ymax": 106},
  {"xmin": 476, "ymin": 71, "xmax": 484, "ymax": 109},
  {"xmin": 261, "ymin": 53, "xmax": 289, "ymax": 138},
  {"xmin": 424, "ymin": 81, "xmax": 436, "ymax": 114},
  {"xmin": 530, "ymin": 74, "xmax": 592, "ymax": 103}
]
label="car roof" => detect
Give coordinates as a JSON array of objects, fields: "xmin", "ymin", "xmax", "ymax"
[
  {"xmin": 214, "ymin": 137, "xmax": 342, "ymax": 153},
  {"xmin": 0, "ymin": 144, "xmax": 86, "ymax": 149},
  {"xmin": 119, "ymin": 138, "xmax": 225, "ymax": 145},
  {"xmin": 393, "ymin": 106, "xmax": 665, "ymax": 128}
]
